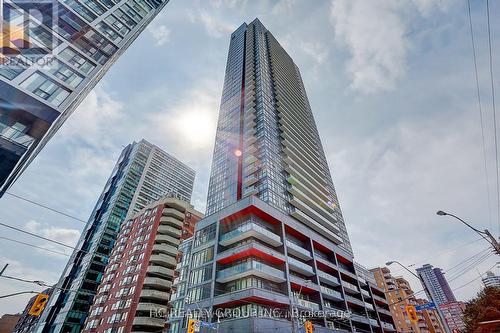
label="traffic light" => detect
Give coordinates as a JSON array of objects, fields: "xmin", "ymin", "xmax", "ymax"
[
  {"xmin": 28, "ymin": 293, "xmax": 49, "ymax": 316},
  {"xmin": 405, "ymin": 305, "xmax": 418, "ymax": 323},
  {"xmin": 187, "ymin": 319, "xmax": 196, "ymax": 333},
  {"xmin": 304, "ymin": 321, "xmax": 314, "ymax": 333}
]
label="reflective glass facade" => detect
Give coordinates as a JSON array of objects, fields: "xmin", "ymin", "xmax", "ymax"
[
  {"xmin": 0, "ymin": 0, "xmax": 170, "ymax": 196},
  {"xmin": 206, "ymin": 19, "xmax": 352, "ymax": 254},
  {"xmin": 35, "ymin": 139, "xmax": 195, "ymax": 333}
]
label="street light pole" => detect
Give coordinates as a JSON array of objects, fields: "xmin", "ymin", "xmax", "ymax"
[
  {"xmin": 386, "ymin": 261, "xmax": 451, "ymax": 333},
  {"xmin": 436, "ymin": 211, "xmax": 500, "ymax": 255}
]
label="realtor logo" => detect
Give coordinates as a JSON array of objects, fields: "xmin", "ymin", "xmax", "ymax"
[{"xmin": 1, "ymin": 0, "xmax": 57, "ymax": 57}]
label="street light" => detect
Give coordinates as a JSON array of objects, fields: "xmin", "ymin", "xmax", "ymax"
[
  {"xmin": 436, "ymin": 210, "xmax": 500, "ymax": 255},
  {"xmin": 386, "ymin": 261, "xmax": 451, "ymax": 333}
]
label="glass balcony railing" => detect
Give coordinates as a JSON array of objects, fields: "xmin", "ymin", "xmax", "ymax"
[
  {"xmin": 288, "ymin": 257, "xmax": 314, "ymax": 274},
  {"xmin": 286, "ymin": 240, "xmax": 311, "ymax": 257},
  {"xmin": 0, "ymin": 123, "xmax": 35, "ymax": 148},
  {"xmin": 294, "ymin": 298, "xmax": 320, "ymax": 311},
  {"xmin": 217, "ymin": 260, "xmax": 285, "ymax": 281},
  {"xmin": 318, "ymin": 270, "xmax": 340, "ymax": 285},
  {"xmin": 320, "ymin": 285, "xmax": 343, "ymax": 300},
  {"xmin": 220, "ymin": 222, "xmax": 281, "ymax": 244},
  {"xmin": 341, "ymin": 280, "xmax": 359, "ymax": 292},
  {"xmin": 364, "ymin": 302, "xmax": 374, "ymax": 311}
]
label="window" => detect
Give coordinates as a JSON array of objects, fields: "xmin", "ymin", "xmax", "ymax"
[
  {"xmin": 48, "ymin": 61, "xmax": 84, "ymax": 88},
  {"xmin": 191, "ymin": 247, "xmax": 214, "ymax": 268},
  {"xmin": 105, "ymin": 14, "xmax": 130, "ymax": 36},
  {"xmin": 59, "ymin": 47, "xmax": 96, "ymax": 74},
  {"xmin": 194, "ymin": 224, "xmax": 216, "ymax": 247},
  {"xmin": 20, "ymin": 72, "xmax": 70, "ymax": 106},
  {"xmin": 189, "ymin": 265, "xmax": 213, "ymax": 285},
  {"xmin": 96, "ymin": 21, "xmax": 123, "ymax": 43}
]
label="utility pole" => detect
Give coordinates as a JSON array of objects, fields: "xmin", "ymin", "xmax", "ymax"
[
  {"xmin": 386, "ymin": 261, "xmax": 452, "ymax": 333},
  {"xmin": 436, "ymin": 211, "xmax": 500, "ymax": 255}
]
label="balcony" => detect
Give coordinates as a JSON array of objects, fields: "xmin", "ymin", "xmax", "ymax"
[
  {"xmin": 242, "ymin": 185, "xmax": 258, "ymax": 197},
  {"xmin": 364, "ymin": 302, "xmax": 374, "ymax": 311},
  {"xmin": 160, "ymin": 216, "xmax": 183, "ymax": 229},
  {"xmin": 244, "ymin": 174, "xmax": 258, "ymax": 186},
  {"xmin": 136, "ymin": 302, "xmax": 167, "ymax": 313},
  {"xmin": 294, "ymin": 298, "xmax": 320, "ymax": 311},
  {"xmin": 350, "ymin": 313, "xmax": 371, "ymax": 325},
  {"xmin": 219, "ymin": 222, "xmax": 282, "ymax": 247},
  {"xmin": 341, "ymin": 281, "xmax": 360, "ymax": 294},
  {"xmin": 369, "ymin": 318, "xmax": 380, "ymax": 327},
  {"xmin": 143, "ymin": 277, "xmax": 171, "ymax": 290},
  {"xmin": 361, "ymin": 289, "xmax": 371, "ymax": 298},
  {"xmin": 286, "ymin": 240, "xmax": 312, "ymax": 260},
  {"xmin": 155, "ymin": 234, "xmax": 180, "ymax": 247},
  {"xmin": 150, "ymin": 254, "xmax": 176, "ymax": 268},
  {"xmin": 216, "ymin": 240, "xmax": 285, "ymax": 263},
  {"xmin": 345, "ymin": 295, "xmax": 365, "ymax": 307},
  {"xmin": 163, "ymin": 208, "xmax": 184, "ymax": 220},
  {"xmin": 140, "ymin": 289, "xmax": 170, "ymax": 302},
  {"xmin": 216, "ymin": 260, "xmax": 285, "ymax": 283},
  {"xmin": 318, "ymin": 270, "xmax": 340, "ymax": 287},
  {"xmin": 132, "ymin": 316, "xmax": 165, "ymax": 328},
  {"xmin": 0, "ymin": 123, "xmax": 35, "ymax": 148},
  {"xmin": 288, "ymin": 257, "xmax": 314, "ymax": 276},
  {"xmin": 147, "ymin": 265, "xmax": 173, "ymax": 278},
  {"xmin": 381, "ymin": 321, "xmax": 396, "ymax": 331},
  {"xmin": 376, "ymin": 308, "xmax": 392, "ymax": 317},
  {"xmin": 320, "ymin": 285, "xmax": 343, "ymax": 301},
  {"xmin": 157, "ymin": 225, "xmax": 181, "ymax": 238},
  {"xmin": 289, "ymin": 275, "xmax": 319, "ymax": 291},
  {"xmin": 153, "ymin": 243, "xmax": 177, "ymax": 257},
  {"xmin": 373, "ymin": 294, "xmax": 388, "ymax": 304}
]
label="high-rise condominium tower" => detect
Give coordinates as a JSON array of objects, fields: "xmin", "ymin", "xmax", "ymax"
[
  {"xmin": 0, "ymin": 0, "xmax": 169, "ymax": 196},
  {"xmin": 183, "ymin": 19, "xmax": 393, "ymax": 333},
  {"xmin": 206, "ymin": 18, "xmax": 352, "ymax": 255},
  {"xmin": 35, "ymin": 139, "xmax": 195, "ymax": 333},
  {"xmin": 416, "ymin": 264, "xmax": 456, "ymax": 305}
]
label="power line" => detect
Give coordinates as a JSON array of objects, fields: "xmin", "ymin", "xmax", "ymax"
[
  {"xmin": 467, "ymin": 0, "xmax": 493, "ymax": 231},
  {"xmin": 0, "ymin": 221, "xmax": 79, "ymax": 251},
  {"xmin": 486, "ymin": 0, "xmax": 500, "ymax": 238},
  {"xmin": 444, "ymin": 247, "xmax": 491, "ymax": 275},
  {"xmin": 0, "ymin": 236, "xmax": 70, "ymax": 257},
  {"xmin": 5, "ymin": 192, "xmax": 87, "ymax": 224}
]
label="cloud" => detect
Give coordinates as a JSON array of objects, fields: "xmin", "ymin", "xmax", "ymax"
[
  {"xmin": 58, "ymin": 87, "xmax": 124, "ymax": 148},
  {"xmin": 327, "ymin": 107, "xmax": 496, "ymax": 300},
  {"xmin": 142, "ymin": 80, "xmax": 219, "ymax": 159},
  {"xmin": 148, "ymin": 25, "xmax": 170, "ymax": 46},
  {"xmin": 300, "ymin": 41, "xmax": 329, "ymax": 65},
  {"xmin": 329, "ymin": 0, "xmax": 452, "ymax": 94},
  {"xmin": 23, "ymin": 221, "xmax": 80, "ymax": 257},
  {"xmin": 195, "ymin": 10, "xmax": 236, "ymax": 38},
  {"xmin": 330, "ymin": 0, "xmax": 408, "ymax": 94}
]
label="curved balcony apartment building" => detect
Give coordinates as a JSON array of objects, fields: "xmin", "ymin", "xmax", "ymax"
[
  {"xmin": 183, "ymin": 19, "xmax": 396, "ymax": 333},
  {"xmin": 82, "ymin": 196, "xmax": 202, "ymax": 333}
]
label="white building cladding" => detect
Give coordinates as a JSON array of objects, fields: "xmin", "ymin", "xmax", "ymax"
[
  {"xmin": 205, "ymin": 18, "xmax": 352, "ymax": 255},
  {"xmin": 0, "ymin": 0, "xmax": 169, "ymax": 196}
]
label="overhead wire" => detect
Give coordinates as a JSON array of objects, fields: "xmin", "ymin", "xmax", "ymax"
[
  {"xmin": 4, "ymin": 192, "xmax": 87, "ymax": 224},
  {"xmin": 0, "ymin": 236, "xmax": 70, "ymax": 257},
  {"xmin": 467, "ymin": 0, "xmax": 493, "ymax": 231},
  {"xmin": 0, "ymin": 221, "xmax": 78, "ymax": 250},
  {"xmin": 486, "ymin": 0, "xmax": 500, "ymax": 237}
]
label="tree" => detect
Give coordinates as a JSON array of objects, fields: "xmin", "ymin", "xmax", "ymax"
[{"xmin": 463, "ymin": 287, "xmax": 500, "ymax": 332}]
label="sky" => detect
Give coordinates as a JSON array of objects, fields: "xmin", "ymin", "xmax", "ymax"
[{"xmin": 1, "ymin": 0, "xmax": 500, "ymax": 315}]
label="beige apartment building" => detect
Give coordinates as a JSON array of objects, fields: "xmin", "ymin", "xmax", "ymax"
[{"xmin": 371, "ymin": 267, "xmax": 447, "ymax": 333}]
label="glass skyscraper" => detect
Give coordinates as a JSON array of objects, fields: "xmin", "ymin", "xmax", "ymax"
[
  {"xmin": 416, "ymin": 264, "xmax": 456, "ymax": 305},
  {"xmin": 182, "ymin": 19, "xmax": 395, "ymax": 333},
  {"xmin": 0, "ymin": 0, "xmax": 169, "ymax": 196},
  {"xmin": 35, "ymin": 139, "xmax": 195, "ymax": 333}
]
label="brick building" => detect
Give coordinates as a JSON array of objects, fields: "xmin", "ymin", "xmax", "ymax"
[{"xmin": 82, "ymin": 195, "xmax": 202, "ymax": 333}]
